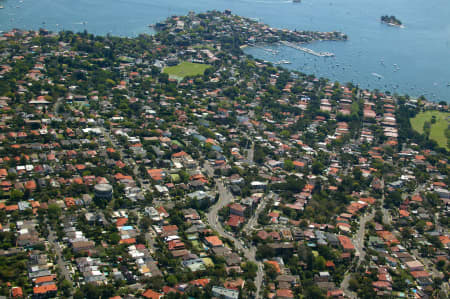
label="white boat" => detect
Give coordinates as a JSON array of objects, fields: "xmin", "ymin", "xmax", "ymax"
[
  {"xmin": 275, "ymin": 59, "xmax": 291, "ymax": 65},
  {"xmin": 264, "ymin": 48, "xmax": 279, "ymax": 55},
  {"xmin": 371, "ymin": 72, "xmax": 384, "ymax": 79}
]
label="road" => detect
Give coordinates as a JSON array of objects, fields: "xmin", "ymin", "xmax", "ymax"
[
  {"xmin": 242, "ymin": 192, "xmax": 272, "ymax": 233},
  {"xmin": 340, "ymin": 271, "xmax": 357, "ymax": 299},
  {"xmin": 340, "ymin": 199, "xmax": 375, "ymax": 298},
  {"xmin": 340, "ymin": 211, "xmax": 373, "ymax": 299},
  {"xmin": 354, "ymin": 211, "xmax": 374, "ymax": 266},
  {"xmin": 47, "ymin": 225, "xmax": 74, "ymax": 297},
  {"xmin": 246, "ymin": 141, "xmax": 255, "ymax": 164},
  {"xmin": 377, "ymin": 179, "xmax": 392, "ymax": 226},
  {"xmin": 203, "ymin": 160, "xmax": 215, "ymax": 178},
  {"xmin": 207, "ymin": 180, "xmax": 263, "ymax": 299}
]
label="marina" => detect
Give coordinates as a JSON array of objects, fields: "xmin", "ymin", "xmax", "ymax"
[{"xmin": 280, "ymin": 41, "xmax": 335, "ymax": 57}]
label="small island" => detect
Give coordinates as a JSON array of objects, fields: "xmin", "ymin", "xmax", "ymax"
[{"xmin": 381, "ymin": 15, "xmax": 403, "ymax": 27}]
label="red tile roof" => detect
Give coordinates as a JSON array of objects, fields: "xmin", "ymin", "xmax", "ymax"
[
  {"xmin": 5, "ymin": 204, "xmax": 18, "ymax": 211},
  {"xmin": 276, "ymin": 288, "xmax": 294, "ymax": 298},
  {"xmin": 410, "ymin": 271, "xmax": 431, "ymax": 278},
  {"xmin": 34, "ymin": 274, "xmax": 56, "ymax": 285},
  {"xmin": 33, "ymin": 283, "xmax": 57, "ymax": 294},
  {"xmin": 25, "ymin": 180, "xmax": 37, "ymax": 190},
  {"xmin": 116, "ymin": 217, "xmax": 128, "ymax": 227},
  {"xmin": 12, "ymin": 286, "xmax": 23, "ymax": 298},
  {"xmin": 172, "ymin": 151, "xmax": 187, "ymax": 158},
  {"xmin": 227, "ymin": 215, "xmax": 245, "ymax": 227},
  {"xmin": 189, "ymin": 278, "xmax": 210, "ymax": 287},
  {"xmin": 162, "ymin": 225, "xmax": 178, "ymax": 233},
  {"xmin": 411, "ymin": 195, "xmax": 423, "ymax": 202},
  {"xmin": 142, "ymin": 289, "xmax": 163, "ymax": 299},
  {"xmin": 205, "ymin": 236, "xmax": 223, "ymax": 247},
  {"xmin": 338, "ymin": 235, "xmax": 355, "ymax": 251},
  {"xmin": 119, "ymin": 238, "xmax": 136, "ymax": 244}
]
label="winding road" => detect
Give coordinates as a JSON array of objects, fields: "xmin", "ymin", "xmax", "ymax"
[{"xmin": 207, "ymin": 180, "xmax": 264, "ymax": 298}]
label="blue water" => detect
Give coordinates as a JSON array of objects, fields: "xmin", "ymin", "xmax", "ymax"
[{"xmin": 1, "ymin": 0, "xmax": 449, "ymax": 101}]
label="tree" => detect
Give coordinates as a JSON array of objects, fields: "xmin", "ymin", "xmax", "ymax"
[
  {"xmin": 242, "ymin": 261, "xmax": 257, "ymax": 280},
  {"xmin": 140, "ymin": 216, "xmax": 152, "ymax": 232},
  {"xmin": 385, "ymin": 191, "xmax": 402, "ymax": 208},
  {"xmin": 256, "ymin": 244, "xmax": 275, "ymax": 259},
  {"xmin": 245, "ymin": 280, "xmax": 256, "ymax": 295},
  {"xmin": 59, "ymin": 279, "xmax": 72, "ymax": 297},
  {"xmin": 108, "ymin": 232, "xmax": 120, "ymax": 245},
  {"xmin": 166, "ymin": 274, "xmax": 178, "ymax": 286},
  {"xmin": 254, "ymin": 145, "xmax": 265, "ymax": 164},
  {"xmin": 313, "ymin": 255, "xmax": 326, "ymax": 271},
  {"xmin": 375, "ymin": 210, "xmax": 383, "ymax": 223},
  {"xmin": 423, "ymin": 120, "xmax": 431, "ymax": 137},
  {"xmin": 47, "ymin": 203, "xmax": 62, "ymax": 221},
  {"xmin": 312, "ymin": 160, "xmax": 324, "ymax": 175},
  {"xmin": 9, "ymin": 189, "xmax": 24, "ymax": 202},
  {"xmin": 283, "ymin": 159, "xmax": 294, "ymax": 171},
  {"xmin": 304, "ymin": 283, "xmax": 326, "ymax": 299},
  {"xmin": 264, "ymin": 263, "xmax": 278, "ymax": 281},
  {"xmin": 128, "ymin": 211, "xmax": 138, "ymax": 224}
]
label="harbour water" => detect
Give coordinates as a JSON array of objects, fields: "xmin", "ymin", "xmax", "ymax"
[{"xmin": 0, "ymin": 0, "xmax": 449, "ymax": 101}]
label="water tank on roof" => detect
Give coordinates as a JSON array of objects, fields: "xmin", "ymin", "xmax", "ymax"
[{"xmin": 94, "ymin": 183, "xmax": 113, "ymax": 200}]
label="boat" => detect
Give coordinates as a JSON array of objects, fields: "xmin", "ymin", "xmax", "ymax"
[
  {"xmin": 371, "ymin": 72, "xmax": 384, "ymax": 79},
  {"xmin": 321, "ymin": 52, "xmax": 335, "ymax": 57},
  {"xmin": 264, "ymin": 48, "xmax": 279, "ymax": 55},
  {"xmin": 0, "ymin": 6, "xmax": 4, "ymax": 9},
  {"xmin": 275, "ymin": 60, "xmax": 291, "ymax": 65}
]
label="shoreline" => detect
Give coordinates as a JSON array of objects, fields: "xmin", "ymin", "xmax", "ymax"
[{"xmin": 1, "ymin": 18, "xmax": 445, "ymax": 103}]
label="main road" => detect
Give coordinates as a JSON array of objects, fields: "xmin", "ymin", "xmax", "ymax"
[
  {"xmin": 47, "ymin": 225, "xmax": 74, "ymax": 297},
  {"xmin": 207, "ymin": 180, "xmax": 263, "ymax": 299},
  {"xmin": 340, "ymin": 196, "xmax": 376, "ymax": 298},
  {"xmin": 340, "ymin": 210, "xmax": 373, "ymax": 299}
]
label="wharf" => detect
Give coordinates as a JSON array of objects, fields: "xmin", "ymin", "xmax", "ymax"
[{"xmin": 281, "ymin": 41, "xmax": 334, "ymax": 57}]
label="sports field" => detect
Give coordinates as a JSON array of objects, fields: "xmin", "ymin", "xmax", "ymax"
[
  {"xmin": 163, "ymin": 61, "xmax": 211, "ymax": 79},
  {"xmin": 410, "ymin": 110, "xmax": 449, "ymax": 150}
]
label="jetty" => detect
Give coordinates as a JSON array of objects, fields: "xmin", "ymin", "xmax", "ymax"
[{"xmin": 281, "ymin": 41, "xmax": 334, "ymax": 57}]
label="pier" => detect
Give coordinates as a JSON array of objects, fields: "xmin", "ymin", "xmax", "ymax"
[{"xmin": 281, "ymin": 41, "xmax": 334, "ymax": 57}]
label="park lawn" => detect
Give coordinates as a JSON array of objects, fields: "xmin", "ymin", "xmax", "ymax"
[
  {"xmin": 410, "ymin": 110, "xmax": 449, "ymax": 150},
  {"xmin": 192, "ymin": 44, "xmax": 215, "ymax": 51},
  {"xmin": 163, "ymin": 61, "xmax": 211, "ymax": 80}
]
